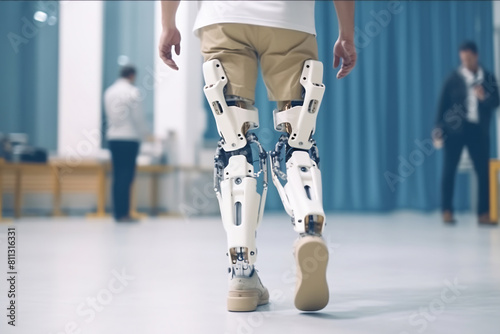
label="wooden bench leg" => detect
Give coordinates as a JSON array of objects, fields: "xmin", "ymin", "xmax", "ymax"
[
  {"xmin": 151, "ymin": 172, "xmax": 159, "ymax": 216},
  {"xmin": 490, "ymin": 161, "xmax": 498, "ymax": 223},
  {"xmin": 52, "ymin": 166, "xmax": 63, "ymax": 216},
  {"xmin": 87, "ymin": 166, "xmax": 109, "ymax": 219},
  {"xmin": 130, "ymin": 181, "xmax": 137, "ymax": 217},
  {"xmin": 130, "ymin": 179, "xmax": 147, "ymax": 219},
  {"xmin": 14, "ymin": 168, "xmax": 22, "ymax": 219}
]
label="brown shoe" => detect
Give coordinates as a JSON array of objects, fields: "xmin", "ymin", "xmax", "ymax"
[
  {"xmin": 442, "ymin": 211, "xmax": 455, "ymax": 223},
  {"xmin": 478, "ymin": 213, "xmax": 496, "ymax": 225}
]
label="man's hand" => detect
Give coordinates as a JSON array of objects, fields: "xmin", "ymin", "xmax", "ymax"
[
  {"xmin": 432, "ymin": 128, "xmax": 444, "ymax": 149},
  {"xmin": 159, "ymin": 27, "xmax": 181, "ymax": 70},
  {"xmin": 475, "ymin": 85, "xmax": 486, "ymax": 101},
  {"xmin": 332, "ymin": 0, "xmax": 356, "ymax": 79},
  {"xmin": 333, "ymin": 38, "xmax": 357, "ymax": 79}
]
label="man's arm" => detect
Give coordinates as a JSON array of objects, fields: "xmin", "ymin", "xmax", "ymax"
[
  {"xmin": 333, "ymin": 0, "xmax": 356, "ymax": 79},
  {"xmin": 159, "ymin": 0, "xmax": 181, "ymax": 70},
  {"xmin": 478, "ymin": 72, "xmax": 500, "ymax": 110},
  {"xmin": 435, "ymin": 77, "xmax": 451, "ymax": 129},
  {"xmin": 432, "ymin": 77, "xmax": 451, "ymax": 148}
]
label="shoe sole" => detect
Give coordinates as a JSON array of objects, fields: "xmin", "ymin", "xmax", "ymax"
[
  {"xmin": 227, "ymin": 289, "xmax": 269, "ymax": 312},
  {"xmin": 294, "ymin": 236, "xmax": 329, "ymax": 311}
]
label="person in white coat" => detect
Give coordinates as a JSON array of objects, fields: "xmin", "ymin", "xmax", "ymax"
[{"xmin": 104, "ymin": 65, "xmax": 149, "ymax": 222}]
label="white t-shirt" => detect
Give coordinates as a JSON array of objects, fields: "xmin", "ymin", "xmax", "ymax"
[
  {"xmin": 193, "ymin": 1, "xmax": 316, "ymax": 36},
  {"xmin": 459, "ymin": 66, "xmax": 484, "ymax": 124}
]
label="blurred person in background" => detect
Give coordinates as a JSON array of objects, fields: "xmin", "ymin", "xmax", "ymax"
[
  {"xmin": 104, "ymin": 65, "xmax": 149, "ymax": 222},
  {"xmin": 433, "ymin": 41, "xmax": 499, "ymax": 224}
]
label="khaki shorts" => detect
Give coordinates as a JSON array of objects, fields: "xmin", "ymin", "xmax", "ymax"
[{"xmin": 199, "ymin": 23, "xmax": 319, "ymax": 102}]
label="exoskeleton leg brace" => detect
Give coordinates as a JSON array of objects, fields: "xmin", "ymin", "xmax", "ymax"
[
  {"xmin": 203, "ymin": 60, "xmax": 268, "ymax": 269},
  {"xmin": 270, "ymin": 60, "xmax": 326, "ymax": 236}
]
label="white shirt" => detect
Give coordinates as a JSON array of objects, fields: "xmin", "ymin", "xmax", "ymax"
[
  {"xmin": 104, "ymin": 78, "xmax": 149, "ymax": 141},
  {"xmin": 193, "ymin": 1, "xmax": 316, "ymax": 36},
  {"xmin": 459, "ymin": 66, "xmax": 484, "ymax": 124}
]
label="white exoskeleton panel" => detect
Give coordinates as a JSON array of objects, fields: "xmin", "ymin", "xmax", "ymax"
[
  {"xmin": 214, "ymin": 135, "xmax": 268, "ymax": 266},
  {"xmin": 203, "ymin": 59, "xmax": 260, "ymax": 152},
  {"xmin": 273, "ymin": 60, "xmax": 325, "ymax": 150},
  {"xmin": 219, "ymin": 156, "xmax": 260, "ymax": 265},
  {"xmin": 271, "ymin": 140, "xmax": 325, "ymax": 235},
  {"xmin": 204, "ymin": 59, "xmax": 268, "ymax": 267},
  {"xmin": 270, "ymin": 60, "xmax": 326, "ymax": 235}
]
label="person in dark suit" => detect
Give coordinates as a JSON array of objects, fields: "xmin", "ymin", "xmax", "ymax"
[{"xmin": 433, "ymin": 41, "xmax": 499, "ymax": 224}]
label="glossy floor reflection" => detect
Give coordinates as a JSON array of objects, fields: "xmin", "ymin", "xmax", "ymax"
[{"xmin": 0, "ymin": 211, "xmax": 499, "ymax": 334}]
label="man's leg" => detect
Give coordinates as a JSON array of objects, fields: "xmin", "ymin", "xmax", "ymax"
[
  {"xmin": 121, "ymin": 141, "xmax": 140, "ymax": 218},
  {"xmin": 109, "ymin": 141, "xmax": 126, "ymax": 220},
  {"xmin": 202, "ymin": 56, "xmax": 269, "ymax": 311},
  {"xmin": 200, "ymin": 24, "xmax": 269, "ymax": 312},
  {"xmin": 258, "ymin": 27, "xmax": 328, "ymax": 311},
  {"xmin": 109, "ymin": 140, "xmax": 128, "ymax": 220},
  {"xmin": 465, "ymin": 125, "xmax": 490, "ymax": 219},
  {"xmin": 270, "ymin": 60, "xmax": 329, "ymax": 311},
  {"xmin": 441, "ymin": 134, "xmax": 465, "ymax": 220}
]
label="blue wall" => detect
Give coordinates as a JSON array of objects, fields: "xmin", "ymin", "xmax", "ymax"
[
  {"xmin": 0, "ymin": 1, "xmax": 59, "ymax": 150},
  {"xmin": 0, "ymin": 1, "xmax": 495, "ymax": 212},
  {"xmin": 101, "ymin": 1, "xmax": 155, "ymax": 143},
  {"xmin": 204, "ymin": 1, "xmax": 496, "ymax": 212}
]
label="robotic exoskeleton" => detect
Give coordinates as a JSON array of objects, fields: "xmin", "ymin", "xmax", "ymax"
[
  {"xmin": 270, "ymin": 60, "xmax": 326, "ymax": 236},
  {"xmin": 204, "ymin": 59, "xmax": 268, "ymax": 275},
  {"xmin": 203, "ymin": 58, "xmax": 326, "ymax": 273}
]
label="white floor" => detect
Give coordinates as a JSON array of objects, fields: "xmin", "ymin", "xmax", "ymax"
[{"xmin": 0, "ymin": 212, "xmax": 499, "ymax": 334}]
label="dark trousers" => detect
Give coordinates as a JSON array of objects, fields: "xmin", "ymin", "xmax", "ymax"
[
  {"xmin": 109, "ymin": 140, "xmax": 140, "ymax": 220},
  {"xmin": 441, "ymin": 122, "xmax": 490, "ymax": 215}
]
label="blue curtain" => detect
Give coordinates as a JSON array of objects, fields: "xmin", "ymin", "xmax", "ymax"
[
  {"xmin": 0, "ymin": 1, "xmax": 59, "ymax": 150},
  {"xmin": 102, "ymin": 1, "xmax": 155, "ymax": 144},
  {"xmin": 204, "ymin": 0, "xmax": 496, "ymax": 212}
]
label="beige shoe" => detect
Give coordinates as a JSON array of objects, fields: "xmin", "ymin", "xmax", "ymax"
[
  {"xmin": 294, "ymin": 235, "xmax": 329, "ymax": 311},
  {"xmin": 227, "ymin": 268, "xmax": 269, "ymax": 312}
]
